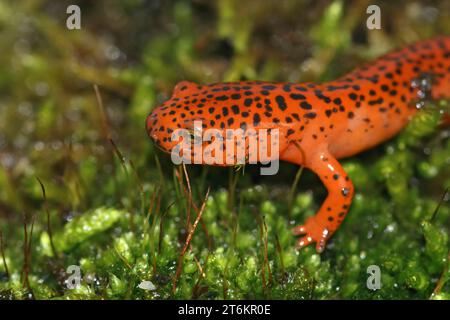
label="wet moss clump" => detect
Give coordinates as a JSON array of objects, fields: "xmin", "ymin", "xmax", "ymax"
[{"xmin": 0, "ymin": 0, "xmax": 449, "ymax": 299}]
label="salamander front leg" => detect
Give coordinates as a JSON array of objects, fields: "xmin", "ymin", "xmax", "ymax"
[{"xmin": 292, "ymin": 150, "xmax": 354, "ymax": 252}]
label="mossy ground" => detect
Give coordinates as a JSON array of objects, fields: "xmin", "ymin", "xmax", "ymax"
[{"xmin": 0, "ymin": 0, "xmax": 449, "ymax": 300}]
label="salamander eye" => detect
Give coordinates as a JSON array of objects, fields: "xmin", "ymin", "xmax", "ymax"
[{"xmin": 173, "ymin": 81, "xmax": 200, "ymax": 96}]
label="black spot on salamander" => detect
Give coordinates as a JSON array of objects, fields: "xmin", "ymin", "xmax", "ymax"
[
  {"xmin": 314, "ymin": 90, "xmax": 332, "ymax": 103},
  {"xmin": 367, "ymin": 76, "xmax": 379, "ymax": 84},
  {"xmin": 304, "ymin": 112, "xmax": 317, "ymax": 119},
  {"xmin": 231, "ymin": 105, "xmax": 240, "ymax": 115},
  {"xmin": 253, "ymin": 113, "xmax": 261, "ymax": 126},
  {"xmin": 275, "ymin": 95, "xmax": 287, "ymax": 111},
  {"xmin": 333, "ymin": 174, "xmax": 339, "ymax": 180},
  {"xmin": 389, "ymin": 90, "xmax": 397, "ymax": 96},
  {"xmin": 222, "ymin": 107, "xmax": 229, "ymax": 116},
  {"xmin": 300, "ymin": 101, "xmax": 312, "ymax": 110},
  {"xmin": 348, "ymin": 93, "xmax": 358, "ymax": 101},
  {"xmin": 348, "ymin": 111, "xmax": 354, "ymax": 119},
  {"xmin": 368, "ymin": 98, "xmax": 384, "ymax": 106},
  {"xmin": 290, "ymin": 93, "xmax": 306, "ymax": 100},
  {"xmin": 333, "ymin": 98, "xmax": 342, "ymax": 105},
  {"xmin": 215, "ymin": 95, "xmax": 229, "ymax": 101},
  {"xmin": 325, "ymin": 110, "xmax": 332, "ymax": 117},
  {"xmin": 231, "ymin": 93, "xmax": 241, "ymax": 100},
  {"xmin": 244, "ymin": 98, "xmax": 253, "ymax": 107}
]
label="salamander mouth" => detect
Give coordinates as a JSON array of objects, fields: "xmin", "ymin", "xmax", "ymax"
[
  {"xmin": 152, "ymin": 138, "xmax": 171, "ymax": 153},
  {"xmin": 146, "ymin": 111, "xmax": 168, "ymax": 151}
]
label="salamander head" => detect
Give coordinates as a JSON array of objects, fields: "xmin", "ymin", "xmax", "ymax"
[
  {"xmin": 146, "ymin": 81, "xmax": 206, "ymax": 153},
  {"xmin": 146, "ymin": 80, "xmax": 287, "ymax": 166}
]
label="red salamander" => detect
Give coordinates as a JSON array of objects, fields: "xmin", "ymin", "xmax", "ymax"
[{"xmin": 146, "ymin": 36, "xmax": 450, "ymax": 252}]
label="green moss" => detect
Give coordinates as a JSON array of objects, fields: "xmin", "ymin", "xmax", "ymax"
[{"xmin": 51, "ymin": 207, "xmax": 125, "ymax": 252}]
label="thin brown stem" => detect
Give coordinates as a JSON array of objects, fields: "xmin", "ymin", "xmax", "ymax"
[
  {"xmin": 174, "ymin": 168, "xmax": 212, "ymax": 250},
  {"xmin": 36, "ymin": 177, "xmax": 57, "ymax": 257},
  {"xmin": 172, "ymin": 187, "xmax": 210, "ymax": 295},
  {"xmin": 21, "ymin": 213, "xmax": 35, "ymax": 297},
  {"xmin": 0, "ymin": 230, "xmax": 9, "ymax": 278},
  {"xmin": 94, "ymin": 84, "xmax": 112, "ymax": 141},
  {"xmin": 432, "ymin": 251, "xmax": 450, "ymax": 298},
  {"xmin": 287, "ymin": 166, "xmax": 303, "ymax": 220},
  {"xmin": 431, "ymin": 187, "xmax": 449, "ymax": 221},
  {"xmin": 158, "ymin": 201, "xmax": 175, "ymax": 254},
  {"xmin": 275, "ymin": 233, "xmax": 285, "ymax": 277},
  {"xmin": 262, "ymin": 216, "xmax": 272, "ymax": 286},
  {"xmin": 182, "ymin": 164, "xmax": 193, "ymax": 231}
]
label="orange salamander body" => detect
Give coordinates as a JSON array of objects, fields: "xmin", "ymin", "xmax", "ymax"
[{"xmin": 146, "ymin": 36, "xmax": 450, "ymax": 252}]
